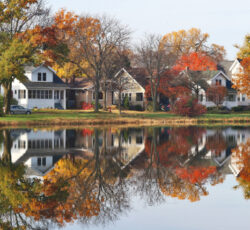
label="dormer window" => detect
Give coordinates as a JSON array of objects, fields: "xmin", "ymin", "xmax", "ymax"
[
  {"xmin": 38, "ymin": 73, "xmax": 41, "ymax": 81},
  {"xmin": 43, "ymin": 73, "xmax": 47, "ymax": 81},
  {"xmin": 215, "ymin": 79, "xmax": 222, "ymax": 85}
]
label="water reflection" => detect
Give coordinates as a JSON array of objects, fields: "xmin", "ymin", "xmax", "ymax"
[{"xmin": 0, "ymin": 127, "xmax": 249, "ymax": 229}]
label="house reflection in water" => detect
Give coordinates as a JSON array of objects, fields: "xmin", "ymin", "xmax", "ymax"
[
  {"xmin": 3, "ymin": 128, "xmax": 145, "ymax": 178},
  {"xmin": 0, "ymin": 127, "xmax": 248, "ymax": 179},
  {"xmin": 9, "ymin": 130, "xmax": 67, "ymax": 178}
]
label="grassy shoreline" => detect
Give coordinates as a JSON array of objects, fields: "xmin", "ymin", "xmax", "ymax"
[{"xmin": 0, "ymin": 110, "xmax": 250, "ymax": 127}]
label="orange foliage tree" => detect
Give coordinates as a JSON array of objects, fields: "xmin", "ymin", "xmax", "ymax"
[
  {"xmin": 232, "ymin": 139, "xmax": 250, "ymax": 199},
  {"xmin": 233, "ymin": 57, "xmax": 250, "ymax": 97},
  {"xmin": 173, "ymin": 52, "xmax": 217, "ymax": 72}
]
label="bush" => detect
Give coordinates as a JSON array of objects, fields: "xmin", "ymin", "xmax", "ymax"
[
  {"xmin": 174, "ymin": 96, "xmax": 207, "ymax": 117},
  {"xmin": 91, "ymin": 101, "xmax": 102, "ymax": 109},
  {"xmin": 122, "ymin": 95, "xmax": 130, "ymax": 110},
  {"xmin": 11, "ymin": 98, "xmax": 18, "ymax": 105},
  {"xmin": 232, "ymin": 106, "xmax": 246, "ymax": 112},
  {"xmin": 145, "ymin": 101, "xmax": 160, "ymax": 112},
  {"xmin": 81, "ymin": 102, "xmax": 93, "ymax": 110},
  {"xmin": 129, "ymin": 104, "xmax": 144, "ymax": 111}
]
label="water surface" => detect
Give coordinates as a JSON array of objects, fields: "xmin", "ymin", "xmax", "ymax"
[{"xmin": 0, "ymin": 126, "xmax": 249, "ymax": 229}]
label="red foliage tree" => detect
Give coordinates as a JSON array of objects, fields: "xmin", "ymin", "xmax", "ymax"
[
  {"xmin": 206, "ymin": 85, "xmax": 227, "ymax": 108},
  {"xmin": 174, "ymin": 95, "xmax": 207, "ymax": 117}
]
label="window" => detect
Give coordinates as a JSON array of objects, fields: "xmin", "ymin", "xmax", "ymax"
[
  {"xmin": 43, "ymin": 73, "xmax": 47, "ymax": 81},
  {"xmin": 238, "ymin": 97, "xmax": 240, "ymax": 101},
  {"xmin": 60, "ymin": 91, "xmax": 64, "ymax": 99},
  {"xmin": 242, "ymin": 97, "xmax": 246, "ymax": 102},
  {"xmin": 38, "ymin": 73, "xmax": 41, "ymax": 81},
  {"xmin": 199, "ymin": 94, "xmax": 203, "ymax": 102},
  {"xmin": 28, "ymin": 90, "xmax": 32, "ymax": 99},
  {"xmin": 45, "ymin": 90, "xmax": 49, "ymax": 99},
  {"xmin": 54, "ymin": 90, "xmax": 59, "ymax": 99},
  {"xmin": 37, "ymin": 90, "xmax": 41, "ymax": 99},
  {"xmin": 93, "ymin": 92, "xmax": 103, "ymax": 100},
  {"xmin": 228, "ymin": 95, "xmax": 236, "ymax": 102},
  {"xmin": 136, "ymin": 93, "xmax": 143, "ymax": 101},
  {"xmin": 216, "ymin": 79, "xmax": 222, "ymax": 86},
  {"xmin": 129, "ymin": 93, "xmax": 132, "ymax": 102},
  {"xmin": 136, "ymin": 136, "xmax": 143, "ymax": 144},
  {"xmin": 32, "ymin": 90, "xmax": 36, "ymax": 99},
  {"xmin": 41, "ymin": 90, "xmax": 45, "ymax": 99},
  {"xmin": 15, "ymin": 90, "xmax": 17, "ymax": 94},
  {"xmin": 42, "ymin": 157, "xmax": 46, "ymax": 166},
  {"xmin": 18, "ymin": 140, "xmax": 26, "ymax": 149},
  {"xmin": 49, "ymin": 90, "xmax": 52, "ymax": 99},
  {"xmin": 18, "ymin": 90, "xmax": 26, "ymax": 99},
  {"xmin": 37, "ymin": 158, "xmax": 41, "ymax": 166}
]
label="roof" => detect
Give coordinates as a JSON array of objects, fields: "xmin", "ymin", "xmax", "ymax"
[
  {"xmin": 184, "ymin": 70, "xmax": 221, "ymax": 81},
  {"xmin": 126, "ymin": 68, "xmax": 149, "ymax": 89},
  {"xmin": 24, "ymin": 64, "xmax": 57, "ymax": 74},
  {"xmin": 65, "ymin": 78, "xmax": 93, "ymax": 90},
  {"xmin": 23, "ymin": 74, "xmax": 69, "ymax": 89},
  {"xmin": 217, "ymin": 60, "xmax": 234, "ymax": 79}
]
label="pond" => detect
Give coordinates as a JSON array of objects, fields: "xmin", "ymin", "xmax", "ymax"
[{"xmin": 0, "ymin": 126, "xmax": 249, "ymax": 229}]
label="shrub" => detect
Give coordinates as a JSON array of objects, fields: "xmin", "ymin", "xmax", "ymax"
[
  {"xmin": 122, "ymin": 95, "xmax": 130, "ymax": 110},
  {"xmin": 145, "ymin": 101, "xmax": 160, "ymax": 112},
  {"xmin": 174, "ymin": 96, "xmax": 207, "ymax": 117},
  {"xmin": 129, "ymin": 104, "xmax": 144, "ymax": 111},
  {"xmin": 11, "ymin": 98, "xmax": 18, "ymax": 105},
  {"xmin": 91, "ymin": 101, "xmax": 102, "ymax": 109},
  {"xmin": 232, "ymin": 106, "xmax": 245, "ymax": 112},
  {"xmin": 81, "ymin": 102, "xmax": 93, "ymax": 110}
]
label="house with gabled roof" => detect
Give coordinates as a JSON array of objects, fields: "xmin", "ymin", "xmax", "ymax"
[
  {"xmin": 10, "ymin": 64, "xmax": 68, "ymax": 109},
  {"xmin": 67, "ymin": 68, "xmax": 148, "ymax": 109},
  {"xmin": 197, "ymin": 70, "xmax": 238, "ymax": 108}
]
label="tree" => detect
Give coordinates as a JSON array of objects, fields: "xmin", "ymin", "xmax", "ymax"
[
  {"xmin": 236, "ymin": 34, "xmax": 250, "ymax": 58},
  {"xmin": 174, "ymin": 95, "xmax": 207, "ymax": 117},
  {"xmin": 53, "ymin": 11, "xmax": 131, "ymax": 112},
  {"xmin": 233, "ymin": 57, "xmax": 250, "ymax": 96},
  {"xmin": 135, "ymin": 34, "xmax": 170, "ymax": 112},
  {"xmin": 0, "ymin": 0, "xmax": 51, "ymax": 114},
  {"xmin": 206, "ymin": 85, "xmax": 227, "ymax": 108},
  {"xmin": 173, "ymin": 52, "xmax": 217, "ymax": 72},
  {"xmin": 232, "ymin": 35, "xmax": 250, "ymax": 96},
  {"xmin": 161, "ymin": 28, "xmax": 225, "ymax": 63}
]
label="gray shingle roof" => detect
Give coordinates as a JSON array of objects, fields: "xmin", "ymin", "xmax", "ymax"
[
  {"xmin": 217, "ymin": 60, "xmax": 234, "ymax": 79},
  {"xmin": 23, "ymin": 74, "xmax": 68, "ymax": 89}
]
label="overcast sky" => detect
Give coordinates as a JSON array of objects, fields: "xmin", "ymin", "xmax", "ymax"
[{"xmin": 47, "ymin": 0, "xmax": 250, "ymax": 60}]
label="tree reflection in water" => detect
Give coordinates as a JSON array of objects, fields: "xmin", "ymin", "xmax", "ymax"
[{"xmin": 0, "ymin": 127, "xmax": 248, "ymax": 229}]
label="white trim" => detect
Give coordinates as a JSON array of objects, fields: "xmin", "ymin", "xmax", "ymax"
[
  {"xmin": 210, "ymin": 71, "xmax": 231, "ymax": 82},
  {"xmin": 229, "ymin": 59, "xmax": 241, "ymax": 72},
  {"xmin": 114, "ymin": 68, "xmax": 145, "ymax": 92}
]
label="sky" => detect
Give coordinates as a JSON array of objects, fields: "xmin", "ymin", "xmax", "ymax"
[{"xmin": 47, "ymin": 0, "xmax": 250, "ymax": 60}]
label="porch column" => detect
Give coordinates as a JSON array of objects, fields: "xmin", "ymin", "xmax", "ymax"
[
  {"xmin": 52, "ymin": 90, "xmax": 55, "ymax": 109},
  {"xmin": 63, "ymin": 90, "xmax": 66, "ymax": 109}
]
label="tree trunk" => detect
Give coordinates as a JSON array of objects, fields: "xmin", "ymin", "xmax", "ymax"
[
  {"xmin": 103, "ymin": 88, "xmax": 107, "ymax": 111},
  {"xmin": 118, "ymin": 90, "xmax": 122, "ymax": 115},
  {"xmin": 153, "ymin": 91, "xmax": 158, "ymax": 112},
  {"xmin": 95, "ymin": 78, "xmax": 100, "ymax": 113},
  {"xmin": 3, "ymin": 81, "xmax": 12, "ymax": 115}
]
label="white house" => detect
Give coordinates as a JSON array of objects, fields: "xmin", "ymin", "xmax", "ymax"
[
  {"xmin": 197, "ymin": 70, "xmax": 238, "ymax": 109},
  {"xmin": 11, "ymin": 65, "xmax": 68, "ymax": 109},
  {"xmin": 9, "ymin": 129, "xmax": 68, "ymax": 178}
]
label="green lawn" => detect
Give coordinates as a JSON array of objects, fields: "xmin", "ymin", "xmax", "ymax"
[{"xmin": 0, "ymin": 109, "xmax": 249, "ymax": 125}]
